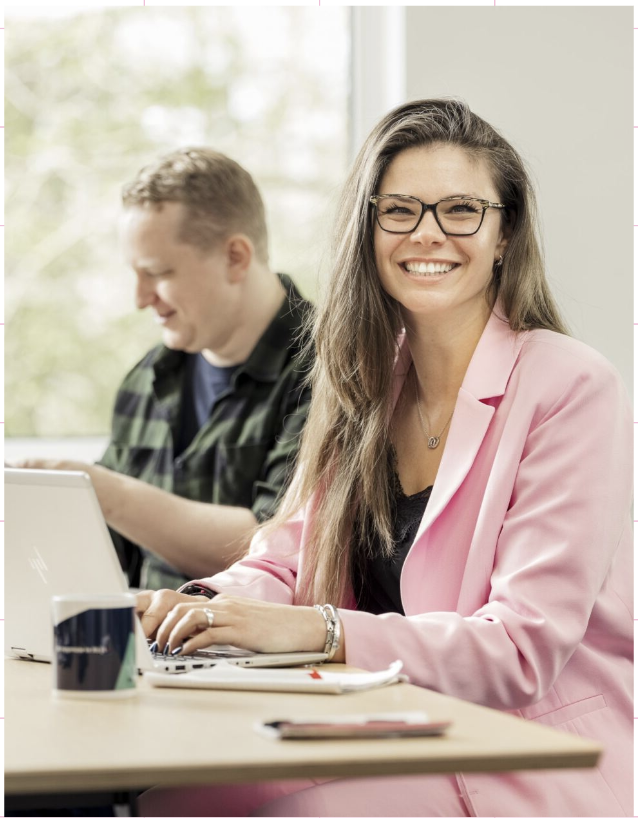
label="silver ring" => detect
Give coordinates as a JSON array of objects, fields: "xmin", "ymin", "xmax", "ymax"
[{"xmin": 203, "ymin": 608, "xmax": 215, "ymax": 628}]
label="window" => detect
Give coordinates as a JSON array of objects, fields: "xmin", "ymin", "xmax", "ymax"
[{"xmin": 6, "ymin": 6, "xmax": 350, "ymax": 442}]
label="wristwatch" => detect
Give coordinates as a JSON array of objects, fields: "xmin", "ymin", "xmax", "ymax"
[{"xmin": 180, "ymin": 582, "xmax": 217, "ymax": 600}]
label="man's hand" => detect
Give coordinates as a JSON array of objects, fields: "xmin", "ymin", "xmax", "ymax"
[
  {"xmin": 7, "ymin": 458, "xmax": 256, "ymax": 578},
  {"xmin": 7, "ymin": 457, "xmax": 90, "ymax": 473},
  {"xmin": 7, "ymin": 459, "xmax": 122, "ymax": 520}
]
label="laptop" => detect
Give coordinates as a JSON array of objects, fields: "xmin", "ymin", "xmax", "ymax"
[{"xmin": 5, "ymin": 468, "xmax": 328, "ymax": 673}]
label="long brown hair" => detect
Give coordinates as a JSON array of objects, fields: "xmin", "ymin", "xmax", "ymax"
[{"xmin": 272, "ymin": 98, "xmax": 568, "ymax": 606}]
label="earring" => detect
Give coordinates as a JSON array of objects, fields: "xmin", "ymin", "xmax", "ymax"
[{"xmin": 494, "ymin": 255, "xmax": 504, "ymax": 271}]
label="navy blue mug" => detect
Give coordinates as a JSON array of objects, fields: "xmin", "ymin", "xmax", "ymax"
[{"xmin": 52, "ymin": 593, "xmax": 136, "ymax": 697}]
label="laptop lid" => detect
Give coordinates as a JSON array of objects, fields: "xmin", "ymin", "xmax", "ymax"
[
  {"xmin": 4, "ymin": 468, "xmax": 156, "ymax": 667},
  {"xmin": 5, "ymin": 469, "xmax": 327, "ymax": 671}
]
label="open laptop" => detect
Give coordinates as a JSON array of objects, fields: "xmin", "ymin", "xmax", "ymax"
[{"xmin": 5, "ymin": 468, "xmax": 327, "ymax": 673}]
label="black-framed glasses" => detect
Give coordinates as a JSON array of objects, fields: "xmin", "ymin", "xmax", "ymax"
[{"xmin": 369, "ymin": 194, "xmax": 506, "ymax": 236}]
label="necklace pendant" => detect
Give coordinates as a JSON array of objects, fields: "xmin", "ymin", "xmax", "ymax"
[{"xmin": 427, "ymin": 436, "xmax": 440, "ymax": 449}]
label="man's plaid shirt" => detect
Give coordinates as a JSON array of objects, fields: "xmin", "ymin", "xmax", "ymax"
[{"xmin": 98, "ymin": 275, "xmax": 313, "ymax": 590}]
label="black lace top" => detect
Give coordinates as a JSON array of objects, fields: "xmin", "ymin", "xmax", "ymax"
[{"xmin": 352, "ymin": 457, "xmax": 433, "ymax": 615}]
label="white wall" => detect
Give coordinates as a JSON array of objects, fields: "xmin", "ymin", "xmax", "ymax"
[{"xmin": 352, "ymin": 7, "xmax": 632, "ymax": 392}]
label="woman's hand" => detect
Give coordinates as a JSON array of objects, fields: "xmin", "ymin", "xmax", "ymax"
[
  {"xmin": 151, "ymin": 594, "xmax": 328, "ymax": 657},
  {"xmin": 136, "ymin": 589, "xmax": 199, "ymax": 639}
]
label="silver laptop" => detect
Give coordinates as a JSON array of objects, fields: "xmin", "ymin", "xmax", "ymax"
[{"xmin": 5, "ymin": 468, "xmax": 327, "ymax": 673}]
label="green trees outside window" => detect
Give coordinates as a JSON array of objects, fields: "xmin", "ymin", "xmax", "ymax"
[{"xmin": 6, "ymin": 7, "xmax": 349, "ymax": 436}]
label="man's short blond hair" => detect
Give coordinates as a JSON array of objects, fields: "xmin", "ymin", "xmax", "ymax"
[{"xmin": 122, "ymin": 148, "xmax": 269, "ymax": 263}]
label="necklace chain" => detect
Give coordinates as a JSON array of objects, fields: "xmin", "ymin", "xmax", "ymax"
[{"xmin": 413, "ymin": 372, "xmax": 455, "ymax": 450}]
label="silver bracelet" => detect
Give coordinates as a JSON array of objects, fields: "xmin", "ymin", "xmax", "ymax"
[
  {"xmin": 313, "ymin": 604, "xmax": 334, "ymax": 656},
  {"xmin": 323, "ymin": 604, "xmax": 341, "ymax": 661},
  {"xmin": 313, "ymin": 603, "xmax": 341, "ymax": 661}
]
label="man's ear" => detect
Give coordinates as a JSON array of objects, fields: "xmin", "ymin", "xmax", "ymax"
[{"xmin": 225, "ymin": 234, "xmax": 253, "ymax": 282}]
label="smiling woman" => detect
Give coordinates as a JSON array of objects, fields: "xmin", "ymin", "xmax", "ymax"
[{"xmin": 137, "ymin": 99, "xmax": 632, "ymax": 817}]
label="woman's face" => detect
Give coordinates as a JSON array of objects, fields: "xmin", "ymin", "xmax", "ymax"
[{"xmin": 373, "ymin": 144, "xmax": 509, "ymax": 328}]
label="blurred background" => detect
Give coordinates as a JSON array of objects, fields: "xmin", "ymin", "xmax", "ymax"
[
  {"xmin": 5, "ymin": 6, "xmax": 632, "ymax": 459},
  {"xmin": 6, "ymin": 6, "xmax": 350, "ymax": 444}
]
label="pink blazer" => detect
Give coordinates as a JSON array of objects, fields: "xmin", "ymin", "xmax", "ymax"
[{"xmin": 197, "ymin": 310, "xmax": 633, "ymax": 817}]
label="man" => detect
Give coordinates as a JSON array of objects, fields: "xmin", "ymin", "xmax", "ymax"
[{"xmin": 19, "ymin": 148, "xmax": 312, "ymax": 590}]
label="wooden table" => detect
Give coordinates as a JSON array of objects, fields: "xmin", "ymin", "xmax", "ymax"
[
  {"xmin": 5, "ymin": 658, "xmax": 600, "ymax": 802},
  {"xmin": 6, "ymin": 657, "xmax": 601, "ymax": 796}
]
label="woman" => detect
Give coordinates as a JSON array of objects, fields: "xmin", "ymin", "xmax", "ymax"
[{"xmin": 137, "ymin": 99, "xmax": 632, "ymax": 817}]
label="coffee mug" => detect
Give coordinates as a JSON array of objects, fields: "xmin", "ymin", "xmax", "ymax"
[{"xmin": 52, "ymin": 593, "xmax": 136, "ymax": 697}]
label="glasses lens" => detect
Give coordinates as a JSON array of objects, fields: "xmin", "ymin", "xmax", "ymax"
[
  {"xmin": 436, "ymin": 199, "xmax": 483, "ymax": 235},
  {"xmin": 375, "ymin": 196, "xmax": 422, "ymax": 232}
]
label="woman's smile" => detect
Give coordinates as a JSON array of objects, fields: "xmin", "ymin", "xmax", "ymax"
[{"xmin": 399, "ymin": 259, "xmax": 461, "ymax": 278}]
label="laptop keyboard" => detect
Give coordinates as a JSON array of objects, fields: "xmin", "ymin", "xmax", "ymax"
[
  {"xmin": 146, "ymin": 640, "xmax": 254, "ymax": 671},
  {"xmin": 154, "ymin": 654, "xmax": 209, "ymax": 669}
]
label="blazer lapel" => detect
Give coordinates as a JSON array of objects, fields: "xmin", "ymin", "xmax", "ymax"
[
  {"xmin": 401, "ymin": 308, "xmax": 527, "ymax": 544},
  {"xmin": 413, "ymin": 391, "xmax": 494, "ymax": 541}
]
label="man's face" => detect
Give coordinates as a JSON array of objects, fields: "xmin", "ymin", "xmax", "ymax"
[{"xmin": 120, "ymin": 202, "xmax": 239, "ymax": 354}]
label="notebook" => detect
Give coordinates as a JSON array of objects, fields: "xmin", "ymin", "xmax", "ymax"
[{"xmin": 4, "ymin": 468, "xmax": 328, "ymax": 673}]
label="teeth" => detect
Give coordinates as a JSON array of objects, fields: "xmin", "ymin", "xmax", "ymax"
[{"xmin": 404, "ymin": 262, "xmax": 455, "ymax": 275}]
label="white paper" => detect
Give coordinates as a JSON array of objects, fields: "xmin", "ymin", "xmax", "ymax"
[
  {"xmin": 269, "ymin": 711, "xmax": 431, "ymax": 725},
  {"xmin": 145, "ymin": 660, "xmax": 406, "ymax": 694}
]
